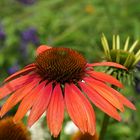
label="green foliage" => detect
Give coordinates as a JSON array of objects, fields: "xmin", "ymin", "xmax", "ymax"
[{"xmin": 0, "ymin": 0, "xmax": 140, "ymax": 140}]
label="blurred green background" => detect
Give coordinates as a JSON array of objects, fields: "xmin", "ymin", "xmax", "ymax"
[{"xmin": 0, "ymin": 0, "xmax": 140, "ymax": 140}]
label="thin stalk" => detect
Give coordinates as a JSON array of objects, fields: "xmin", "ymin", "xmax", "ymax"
[
  {"xmin": 99, "ymin": 114, "xmax": 110, "ymax": 140},
  {"xmin": 99, "ymin": 84, "xmax": 119, "ymax": 140}
]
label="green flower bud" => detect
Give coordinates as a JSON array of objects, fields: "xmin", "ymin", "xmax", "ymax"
[{"xmin": 101, "ymin": 34, "xmax": 140, "ymax": 85}]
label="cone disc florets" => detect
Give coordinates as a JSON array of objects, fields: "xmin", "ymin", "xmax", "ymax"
[{"xmin": 35, "ymin": 47, "xmax": 87, "ymax": 84}]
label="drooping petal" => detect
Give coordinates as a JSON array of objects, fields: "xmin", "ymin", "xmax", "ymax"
[
  {"xmin": 85, "ymin": 77, "xmax": 136, "ymax": 110},
  {"xmin": 23, "ymin": 63, "xmax": 36, "ymax": 69},
  {"xmin": 65, "ymin": 83, "xmax": 96, "ymax": 135},
  {"xmin": 87, "ymin": 71, "xmax": 123, "ymax": 88},
  {"xmin": 28, "ymin": 82, "xmax": 52, "ymax": 127},
  {"xmin": 4, "ymin": 67, "xmax": 36, "ymax": 82},
  {"xmin": 79, "ymin": 81, "xmax": 121, "ymax": 121},
  {"xmin": 113, "ymin": 91, "xmax": 136, "ymax": 110},
  {"xmin": 13, "ymin": 81, "xmax": 46, "ymax": 123},
  {"xmin": 36, "ymin": 45, "xmax": 52, "ymax": 55},
  {"xmin": 85, "ymin": 80, "xmax": 124, "ymax": 112},
  {"xmin": 71, "ymin": 83, "xmax": 96, "ymax": 134},
  {"xmin": 47, "ymin": 84, "xmax": 64, "ymax": 137},
  {"xmin": 0, "ymin": 74, "xmax": 39, "ymax": 99},
  {"xmin": 1, "ymin": 78, "xmax": 39, "ymax": 117},
  {"xmin": 87, "ymin": 62, "xmax": 127, "ymax": 70}
]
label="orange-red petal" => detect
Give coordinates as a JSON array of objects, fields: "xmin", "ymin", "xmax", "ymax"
[
  {"xmin": 47, "ymin": 84, "xmax": 64, "ymax": 137},
  {"xmin": 0, "ymin": 74, "xmax": 38, "ymax": 99},
  {"xmin": 85, "ymin": 77, "xmax": 136, "ymax": 110},
  {"xmin": 36, "ymin": 45, "xmax": 52, "ymax": 55},
  {"xmin": 113, "ymin": 91, "xmax": 136, "ymax": 110},
  {"xmin": 28, "ymin": 83, "xmax": 52, "ymax": 127},
  {"xmin": 88, "ymin": 62, "xmax": 127, "ymax": 70},
  {"xmin": 23, "ymin": 63, "xmax": 36, "ymax": 69},
  {"xmin": 87, "ymin": 71, "xmax": 123, "ymax": 88},
  {"xmin": 65, "ymin": 83, "xmax": 96, "ymax": 135},
  {"xmin": 79, "ymin": 81, "xmax": 121, "ymax": 121},
  {"xmin": 4, "ymin": 67, "xmax": 36, "ymax": 83},
  {"xmin": 0, "ymin": 78, "xmax": 39, "ymax": 117},
  {"xmin": 85, "ymin": 80, "xmax": 124, "ymax": 112},
  {"xmin": 13, "ymin": 82, "xmax": 46, "ymax": 122}
]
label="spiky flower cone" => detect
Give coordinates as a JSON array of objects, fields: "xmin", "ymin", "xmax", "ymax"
[
  {"xmin": 0, "ymin": 117, "xmax": 31, "ymax": 140},
  {"xmin": 101, "ymin": 34, "xmax": 140, "ymax": 84},
  {"xmin": 71, "ymin": 131, "xmax": 98, "ymax": 140}
]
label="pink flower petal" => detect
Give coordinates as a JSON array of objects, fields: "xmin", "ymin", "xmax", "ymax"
[
  {"xmin": 65, "ymin": 83, "xmax": 96, "ymax": 135},
  {"xmin": 47, "ymin": 84, "xmax": 64, "ymax": 137},
  {"xmin": 79, "ymin": 81, "xmax": 121, "ymax": 121},
  {"xmin": 23, "ymin": 63, "xmax": 36, "ymax": 69},
  {"xmin": 1, "ymin": 78, "xmax": 39, "ymax": 117},
  {"xmin": 13, "ymin": 81, "xmax": 46, "ymax": 122},
  {"xmin": 36, "ymin": 45, "xmax": 52, "ymax": 55},
  {"xmin": 85, "ymin": 77, "xmax": 136, "ymax": 110},
  {"xmin": 0, "ymin": 74, "xmax": 39, "ymax": 99},
  {"xmin": 4, "ymin": 67, "xmax": 36, "ymax": 83},
  {"xmin": 88, "ymin": 62, "xmax": 127, "ymax": 70},
  {"xmin": 28, "ymin": 83, "xmax": 52, "ymax": 127},
  {"xmin": 71, "ymin": 84, "xmax": 96, "ymax": 134},
  {"xmin": 87, "ymin": 71, "xmax": 123, "ymax": 88},
  {"xmin": 84, "ymin": 79, "xmax": 124, "ymax": 112}
]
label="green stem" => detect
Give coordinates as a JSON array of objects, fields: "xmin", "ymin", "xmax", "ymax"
[
  {"xmin": 99, "ymin": 114, "xmax": 110, "ymax": 140},
  {"xmin": 51, "ymin": 134, "xmax": 60, "ymax": 140},
  {"xmin": 99, "ymin": 71, "xmax": 120, "ymax": 140}
]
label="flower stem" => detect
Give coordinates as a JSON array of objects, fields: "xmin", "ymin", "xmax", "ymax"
[
  {"xmin": 99, "ymin": 114, "xmax": 110, "ymax": 140},
  {"xmin": 51, "ymin": 134, "xmax": 60, "ymax": 140}
]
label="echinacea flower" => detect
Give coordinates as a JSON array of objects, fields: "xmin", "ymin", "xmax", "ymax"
[
  {"xmin": 0, "ymin": 117, "xmax": 30, "ymax": 140},
  {"xmin": 101, "ymin": 34, "xmax": 140, "ymax": 84},
  {"xmin": 0, "ymin": 45, "xmax": 136, "ymax": 137},
  {"xmin": 71, "ymin": 131, "xmax": 99, "ymax": 140},
  {"xmin": 101, "ymin": 34, "xmax": 140, "ymax": 69}
]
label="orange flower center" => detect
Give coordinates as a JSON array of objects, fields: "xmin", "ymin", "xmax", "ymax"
[{"xmin": 35, "ymin": 48, "xmax": 87, "ymax": 84}]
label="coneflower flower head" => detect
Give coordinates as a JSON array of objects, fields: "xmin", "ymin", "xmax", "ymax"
[
  {"xmin": 0, "ymin": 45, "xmax": 136, "ymax": 137},
  {"xmin": 35, "ymin": 47, "xmax": 87, "ymax": 84},
  {"xmin": 71, "ymin": 131, "xmax": 99, "ymax": 140},
  {"xmin": 0, "ymin": 117, "xmax": 30, "ymax": 140},
  {"xmin": 101, "ymin": 34, "xmax": 140, "ymax": 84}
]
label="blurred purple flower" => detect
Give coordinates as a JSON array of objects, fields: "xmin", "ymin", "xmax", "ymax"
[
  {"xmin": 135, "ymin": 77, "xmax": 140, "ymax": 93},
  {"xmin": 20, "ymin": 27, "xmax": 39, "ymax": 45},
  {"xmin": 134, "ymin": 62, "xmax": 140, "ymax": 93},
  {"xmin": 19, "ymin": 41, "xmax": 28, "ymax": 58},
  {"xmin": 17, "ymin": 0, "xmax": 36, "ymax": 5},
  {"xmin": 7, "ymin": 63, "xmax": 19, "ymax": 75},
  {"xmin": 19, "ymin": 27, "xmax": 40, "ymax": 59},
  {"xmin": 0, "ymin": 25, "xmax": 6, "ymax": 41},
  {"xmin": 136, "ymin": 61, "xmax": 140, "ymax": 70}
]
